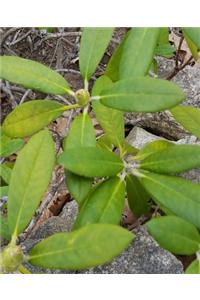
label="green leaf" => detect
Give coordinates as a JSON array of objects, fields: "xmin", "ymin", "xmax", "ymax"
[
  {"xmin": 28, "ymin": 223, "xmax": 134, "ymax": 270},
  {"xmin": 0, "ymin": 56, "xmax": 71, "ymax": 95},
  {"xmin": 63, "ymin": 113, "xmax": 96, "ymax": 149},
  {"xmin": 119, "ymin": 28, "xmax": 160, "ymax": 79},
  {"xmin": 0, "ymin": 186, "xmax": 9, "ymax": 197},
  {"xmin": 126, "ymin": 174, "xmax": 150, "ymax": 217},
  {"xmin": 157, "ymin": 28, "xmax": 169, "ymax": 44},
  {"xmin": 92, "ymin": 75, "xmax": 124, "ymax": 146},
  {"xmin": 79, "ymin": 28, "xmax": 114, "ymax": 81},
  {"xmin": 97, "ymin": 134, "xmax": 113, "ymax": 151},
  {"xmin": 140, "ymin": 170, "xmax": 200, "ymax": 229},
  {"xmin": 155, "ymin": 44, "xmax": 176, "ymax": 58},
  {"xmin": 0, "ymin": 215, "xmax": 11, "ymax": 241},
  {"xmin": 146, "ymin": 216, "xmax": 200, "ymax": 255},
  {"xmin": 63, "ymin": 113, "xmax": 96, "ymax": 206},
  {"xmin": 171, "ymin": 105, "xmax": 200, "ymax": 139},
  {"xmin": 182, "ymin": 28, "xmax": 200, "ymax": 49},
  {"xmin": 105, "ymin": 31, "xmax": 130, "ymax": 81},
  {"xmin": 0, "ymin": 130, "xmax": 24, "ymax": 157},
  {"xmin": 73, "ymin": 177, "xmax": 125, "ymax": 229},
  {"xmin": 2, "ymin": 100, "xmax": 66, "ymax": 138},
  {"xmin": 65, "ymin": 171, "xmax": 92, "ymax": 207},
  {"xmin": 185, "ymin": 260, "xmax": 200, "ymax": 274},
  {"xmin": 8, "ymin": 130, "xmax": 55, "ymax": 236},
  {"xmin": 100, "ymin": 77, "xmax": 185, "ymax": 112},
  {"xmin": 0, "ymin": 164, "xmax": 12, "ymax": 184},
  {"xmin": 183, "ymin": 30, "xmax": 199, "ymax": 61},
  {"xmin": 136, "ymin": 140, "xmax": 174, "ymax": 160},
  {"xmin": 58, "ymin": 147, "xmax": 124, "ymax": 178},
  {"xmin": 140, "ymin": 144, "xmax": 200, "ymax": 174},
  {"xmin": 122, "ymin": 141, "xmax": 138, "ymax": 155}
]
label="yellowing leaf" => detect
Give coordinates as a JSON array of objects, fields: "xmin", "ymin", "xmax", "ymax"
[
  {"xmin": 0, "ymin": 56, "xmax": 71, "ymax": 95},
  {"xmin": 8, "ymin": 130, "xmax": 55, "ymax": 236}
]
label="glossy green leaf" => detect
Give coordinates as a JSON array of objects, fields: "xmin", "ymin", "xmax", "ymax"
[
  {"xmin": 136, "ymin": 140, "xmax": 174, "ymax": 160},
  {"xmin": 0, "ymin": 56, "xmax": 71, "ymax": 95},
  {"xmin": 0, "ymin": 130, "xmax": 24, "ymax": 157},
  {"xmin": 140, "ymin": 144, "xmax": 200, "ymax": 174},
  {"xmin": 126, "ymin": 174, "xmax": 150, "ymax": 217},
  {"xmin": 8, "ymin": 130, "xmax": 55, "ymax": 236},
  {"xmin": 119, "ymin": 28, "xmax": 160, "ymax": 79},
  {"xmin": 79, "ymin": 28, "xmax": 114, "ymax": 81},
  {"xmin": 92, "ymin": 75, "xmax": 124, "ymax": 146},
  {"xmin": 0, "ymin": 215, "xmax": 11, "ymax": 241},
  {"xmin": 3, "ymin": 100, "xmax": 66, "ymax": 138},
  {"xmin": 64, "ymin": 112, "xmax": 96, "ymax": 149},
  {"xmin": 100, "ymin": 77, "xmax": 185, "ymax": 112},
  {"xmin": 140, "ymin": 170, "xmax": 200, "ymax": 229},
  {"xmin": 171, "ymin": 105, "xmax": 200, "ymax": 139},
  {"xmin": 58, "ymin": 147, "xmax": 123, "ymax": 178},
  {"xmin": 28, "ymin": 223, "xmax": 134, "ymax": 270},
  {"xmin": 63, "ymin": 113, "xmax": 96, "ymax": 206},
  {"xmin": 105, "ymin": 31, "xmax": 129, "ymax": 81},
  {"xmin": 146, "ymin": 216, "xmax": 200, "ymax": 255},
  {"xmin": 0, "ymin": 164, "xmax": 12, "ymax": 184},
  {"xmin": 74, "ymin": 177, "xmax": 125, "ymax": 229},
  {"xmin": 183, "ymin": 30, "xmax": 199, "ymax": 61},
  {"xmin": 182, "ymin": 28, "xmax": 200, "ymax": 49},
  {"xmin": 185, "ymin": 260, "xmax": 200, "ymax": 274}
]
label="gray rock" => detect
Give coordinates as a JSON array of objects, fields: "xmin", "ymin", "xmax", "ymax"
[
  {"xmin": 126, "ymin": 126, "xmax": 166, "ymax": 149},
  {"xmin": 79, "ymin": 227, "xmax": 183, "ymax": 274}
]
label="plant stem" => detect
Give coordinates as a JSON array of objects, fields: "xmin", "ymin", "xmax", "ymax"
[
  {"xmin": 63, "ymin": 103, "xmax": 80, "ymax": 111},
  {"xmin": 18, "ymin": 264, "xmax": 31, "ymax": 274}
]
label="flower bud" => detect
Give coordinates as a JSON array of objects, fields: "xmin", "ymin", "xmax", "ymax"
[{"xmin": 76, "ymin": 89, "xmax": 90, "ymax": 106}]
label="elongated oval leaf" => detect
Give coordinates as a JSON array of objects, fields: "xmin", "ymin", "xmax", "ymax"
[
  {"xmin": 146, "ymin": 216, "xmax": 200, "ymax": 255},
  {"xmin": 28, "ymin": 223, "xmax": 134, "ymax": 270},
  {"xmin": 100, "ymin": 77, "xmax": 185, "ymax": 112},
  {"xmin": 119, "ymin": 28, "xmax": 160, "ymax": 79},
  {"xmin": 183, "ymin": 30, "xmax": 199, "ymax": 61},
  {"xmin": 136, "ymin": 140, "xmax": 174, "ymax": 160},
  {"xmin": 73, "ymin": 177, "xmax": 125, "ymax": 229},
  {"xmin": 182, "ymin": 28, "xmax": 200, "ymax": 49},
  {"xmin": 65, "ymin": 171, "xmax": 92, "ymax": 206},
  {"xmin": 171, "ymin": 105, "xmax": 200, "ymax": 139},
  {"xmin": 63, "ymin": 112, "xmax": 96, "ymax": 149},
  {"xmin": 140, "ymin": 170, "xmax": 200, "ymax": 229},
  {"xmin": 58, "ymin": 147, "xmax": 123, "ymax": 177},
  {"xmin": 126, "ymin": 174, "xmax": 150, "ymax": 217},
  {"xmin": 140, "ymin": 144, "xmax": 200, "ymax": 174},
  {"xmin": 105, "ymin": 31, "xmax": 130, "ymax": 81},
  {"xmin": 185, "ymin": 260, "xmax": 200, "ymax": 274},
  {"xmin": 79, "ymin": 28, "xmax": 114, "ymax": 81},
  {"xmin": 3, "ymin": 100, "xmax": 65, "ymax": 138},
  {"xmin": 92, "ymin": 75, "xmax": 124, "ymax": 146},
  {"xmin": 0, "ymin": 56, "xmax": 71, "ymax": 95},
  {"xmin": 8, "ymin": 130, "xmax": 55, "ymax": 236},
  {"xmin": 63, "ymin": 112, "xmax": 96, "ymax": 205}
]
